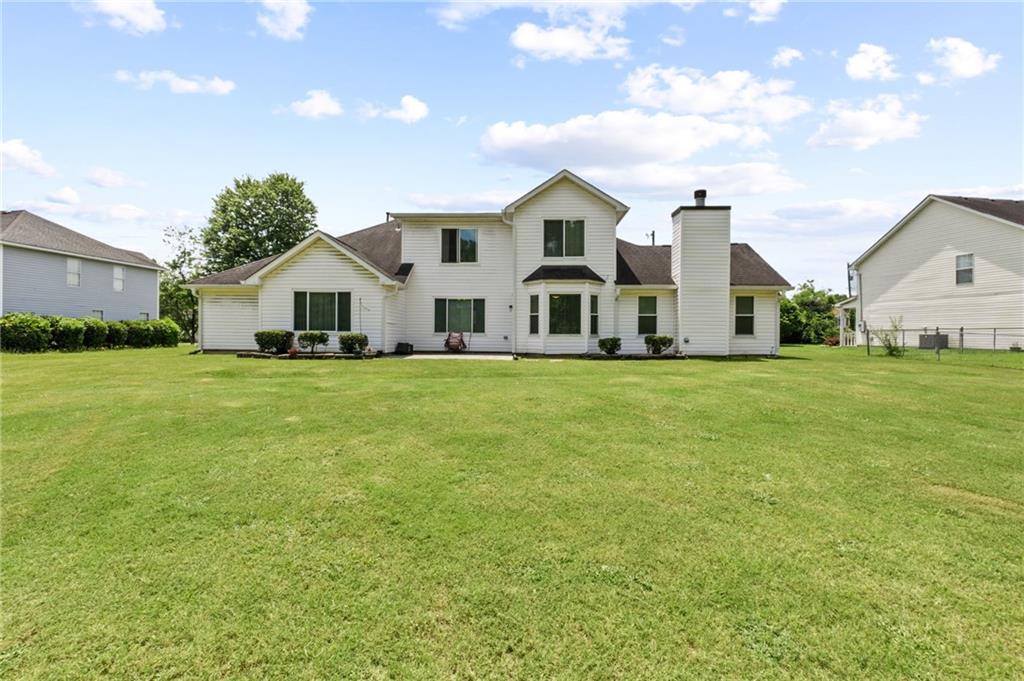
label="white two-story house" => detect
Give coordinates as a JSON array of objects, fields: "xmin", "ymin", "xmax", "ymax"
[{"xmin": 188, "ymin": 170, "xmax": 791, "ymax": 355}]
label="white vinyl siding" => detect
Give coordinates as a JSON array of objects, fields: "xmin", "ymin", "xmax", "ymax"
[
  {"xmin": 728, "ymin": 291, "xmax": 780, "ymax": 355},
  {"xmin": 856, "ymin": 200, "xmax": 1024, "ymax": 349},
  {"xmin": 514, "ymin": 178, "xmax": 617, "ymax": 354},
  {"xmin": 672, "ymin": 209, "xmax": 731, "ymax": 355},
  {"xmin": 401, "ymin": 218, "xmax": 513, "ymax": 352},
  {"xmin": 259, "ymin": 240, "xmax": 387, "ymax": 350},
  {"xmin": 199, "ymin": 289, "xmax": 258, "ymax": 350},
  {"xmin": 615, "ymin": 291, "xmax": 678, "ymax": 354}
]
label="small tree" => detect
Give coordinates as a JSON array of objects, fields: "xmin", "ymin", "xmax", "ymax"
[
  {"xmin": 298, "ymin": 331, "xmax": 329, "ymax": 353},
  {"xmin": 645, "ymin": 335, "xmax": 674, "ymax": 355},
  {"xmin": 159, "ymin": 225, "xmax": 203, "ymax": 343},
  {"xmin": 872, "ymin": 316, "xmax": 905, "ymax": 357},
  {"xmin": 598, "ymin": 337, "xmax": 621, "ymax": 356}
]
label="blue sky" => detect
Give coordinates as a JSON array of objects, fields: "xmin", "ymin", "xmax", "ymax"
[{"xmin": 2, "ymin": 1, "xmax": 1021, "ymax": 290}]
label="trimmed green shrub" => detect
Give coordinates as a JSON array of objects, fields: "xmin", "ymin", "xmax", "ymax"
[
  {"xmin": 106, "ymin": 321, "xmax": 128, "ymax": 347},
  {"xmin": 338, "ymin": 332, "xmax": 369, "ymax": 354},
  {"xmin": 125, "ymin": 320, "xmax": 154, "ymax": 348},
  {"xmin": 644, "ymin": 335, "xmax": 674, "ymax": 355},
  {"xmin": 298, "ymin": 331, "xmax": 329, "ymax": 353},
  {"xmin": 254, "ymin": 330, "xmax": 295, "ymax": 354},
  {"xmin": 53, "ymin": 317, "xmax": 86, "ymax": 351},
  {"xmin": 0, "ymin": 312, "xmax": 52, "ymax": 352},
  {"xmin": 151, "ymin": 319, "xmax": 182, "ymax": 347},
  {"xmin": 598, "ymin": 337, "xmax": 621, "ymax": 355},
  {"xmin": 82, "ymin": 317, "xmax": 108, "ymax": 348}
]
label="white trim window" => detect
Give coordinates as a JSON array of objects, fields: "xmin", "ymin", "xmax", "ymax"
[
  {"xmin": 638, "ymin": 296, "xmax": 657, "ymax": 335},
  {"xmin": 955, "ymin": 254, "xmax": 974, "ymax": 285},
  {"xmin": 140, "ymin": 312, "xmax": 150, "ymax": 321},
  {"xmin": 735, "ymin": 296, "xmax": 755, "ymax": 335},
  {"xmin": 113, "ymin": 265, "xmax": 126, "ymax": 292},
  {"xmin": 548, "ymin": 293, "xmax": 581, "ymax": 334},
  {"xmin": 434, "ymin": 298, "xmax": 485, "ymax": 333},
  {"xmin": 91, "ymin": 309, "xmax": 104, "ymax": 320},
  {"xmin": 66, "ymin": 258, "xmax": 81, "ymax": 287},
  {"xmin": 293, "ymin": 291, "xmax": 352, "ymax": 332},
  {"xmin": 543, "ymin": 219, "xmax": 584, "ymax": 257},
  {"xmin": 529, "ymin": 294, "xmax": 539, "ymax": 335},
  {"xmin": 440, "ymin": 228, "xmax": 478, "ymax": 263}
]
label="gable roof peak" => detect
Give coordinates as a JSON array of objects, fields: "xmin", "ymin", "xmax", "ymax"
[{"xmin": 504, "ymin": 170, "xmax": 630, "ymax": 223}]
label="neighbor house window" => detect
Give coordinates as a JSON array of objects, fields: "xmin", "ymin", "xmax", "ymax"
[
  {"xmin": 735, "ymin": 296, "xmax": 755, "ymax": 335},
  {"xmin": 955, "ymin": 254, "xmax": 974, "ymax": 285},
  {"xmin": 113, "ymin": 265, "xmax": 125, "ymax": 292},
  {"xmin": 590, "ymin": 295, "xmax": 599, "ymax": 335},
  {"xmin": 529, "ymin": 295, "xmax": 539, "ymax": 335},
  {"xmin": 638, "ymin": 296, "xmax": 657, "ymax": 335},
  {"xmin": 139, "ymin": 312, "xmax": 150, "ymax": 321},
  {"xmin": 91, "ymin": 310, "xmax": 104, "ymax": 320},
  {"xmin": 66, "ymin": 258, "xmax": 81, "ymax": 287},
  {"xmin": 548, "ymin": 294, "xmax": 581, "ymax": 334},
  {"xmin": 293, "ymin": 291, "xmax": 352, "ymax": 331},
  {"xmin": 543, "ymin": 219, "xmax": 584, "ymax": 257},
  {"xmin": 441, "ymin": 228, "xmax": 478, "ymax": 263},
  {"xmin": 434, "ymin": 298, "xmax": 485, "ymax": 333}
]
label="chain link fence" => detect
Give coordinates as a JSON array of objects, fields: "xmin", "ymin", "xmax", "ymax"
[{"xmin": 865, "ymin": 325, "xmax": 1024, "ymax": 353}]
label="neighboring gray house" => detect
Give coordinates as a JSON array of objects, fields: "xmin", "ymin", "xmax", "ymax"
[{"xmin": 1, "ymin": 210, "xmax": 162, "ymax": 320}]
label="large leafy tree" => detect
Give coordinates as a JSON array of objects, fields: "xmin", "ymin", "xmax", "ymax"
[
  {"xmin": 159, "ymin": 225, "xmax": 203, "ymax": 343},
  {"xmin": 201, "ymin": 173, "xmax": 317, "ymax": 272},
  {"xmin": 780, "ymin": 281, "xmax": 845, "ymax": 344}
]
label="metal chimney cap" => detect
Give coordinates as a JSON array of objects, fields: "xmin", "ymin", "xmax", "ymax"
[{"xmin": 694, "ymin": 189, "xmax": 707, "ymax": 199}]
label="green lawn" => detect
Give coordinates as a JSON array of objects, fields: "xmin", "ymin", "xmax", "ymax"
[{"xmin": 3, "ymin": 346, "xmax": 1022, "ymax": 679}]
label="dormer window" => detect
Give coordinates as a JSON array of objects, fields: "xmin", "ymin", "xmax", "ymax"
[
  {"xmin": 441, "ymin": 228, "xmax": 478, "ymax": 263},
  {"xmin": 543, "ymin": 219, "xmax": 584, "ymax": 257}
]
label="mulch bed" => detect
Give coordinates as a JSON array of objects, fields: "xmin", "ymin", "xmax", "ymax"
[{"xmin": 236, "ymin": 351, "xmax": 380, "ymax": 360}]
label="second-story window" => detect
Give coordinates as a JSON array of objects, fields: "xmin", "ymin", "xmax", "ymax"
[
  {"xmin": 543, "ymin": 219, "xmax": 584, "ymax": 257},
  {"xmin": 113, "ymin": 265, "xmax": 126, "ymax": 292},
  {"xmin": 441, "ymin": 228, "xmax": 478, "ymax": 263},
  {"xmin": 955, "ymin": 254, "xmax": 974, "ymax": 285},
  {"xmin": 66, "ymin": 258, "xmax": 81, "ymax": 287}
]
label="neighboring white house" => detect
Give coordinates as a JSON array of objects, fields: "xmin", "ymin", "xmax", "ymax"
[
  {"xmin": 838, "ymin": 195, "xmax": 1024, "ymax": 349},
  {"xmin": 1, "ymin": 210, "xmax": 162, "ymax": 320},
  {"xmin": 188, "ymin": 170, "xmax": 791, "ymax": 355}
]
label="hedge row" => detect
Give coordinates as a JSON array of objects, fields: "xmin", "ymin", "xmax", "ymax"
[
  {"xmin": 0, "ymin": 312, "xmax": 181, "ymax": 352},
  {"xmin": 254, "ymin": 330, "xmax": 370, "ymax": 354}
]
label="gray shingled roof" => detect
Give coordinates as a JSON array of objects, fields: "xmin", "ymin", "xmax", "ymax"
[
  {"xmin": 191, "ymin": 220, "xmax": 789, "ymax": 289},
  {"xmin": 615, "ymin": 239, "xmax": 790, "ymax": 287},
  {"xmin": 189, "ymin": 220, "xmax": 413, "ymax": 286},
  {"xmin": 523, "ymin": 265, "xmax": 605, "ymax": 283},
  {"xmin": 934, "ymin": 195, "xmax": 1024, "ymax": 227},
  {"xmin": 0, "ymin": 210, "xmax": 161, "ymax": 269}
]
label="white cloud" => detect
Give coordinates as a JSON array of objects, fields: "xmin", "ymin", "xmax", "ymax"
[
  {"xmin": 724, "ymin": 1, "xmax": 785, "ymax": 23},
  {"xmin": 361, "ymin": 95, "xmax": 429, "ymax": 124},
  {"xmin": 10, "ymin": 199, "xmax": 149, "ymax": 223},
  {"xmin": 808, "ymin": 95, "xmax": 925, "ymax": 150},
  {"xmin": 583, "ymin": 161, "xmax": 801, "ymax": 197},
  {"xmin": 481, "ymin": 109, "xmax": 768, "ymax": 170},
  {"xmin": 408, "ymin": 189, "xmax": 520, "ymax": 210},
  {"xmin": 47, "ymin": 187, "xmax": 81, "ymax": 205},
  {"xmin": 257, "ymin": 0, "xmax": 312, "ymax": 41},
  {"xmin": 748, "ymin": 0, "xmax": 785, "ymax": 23},
  {"xmin": 509, "ymin": 4, "xmax": 631, "ymax": 62},
  {"xmin": 78, "ymin": 0, "xmax": 167, "ymax": 35},
  {"xmin": 446, "ymin": 115, "xmax": 469, "ymax": 127},
  {"xmin": 115, "ymin": 69, "xmax": 235, "ymax": 95},
  {"xmin": 771, "ymin": 46, "xmax": 803, "ymax": 68},
  {"xmin": 512, "ymin": 55, "xmax": 527, "ymax": 69},
  {"xmin": 845, "ymin": 43, "xmax": 899, "ymax": 81},
  {"xmin": 928, "ymin": 37, "xmax": 1001, "ymax": 80},
  {"xmin": 774, "ymin": 198, "xmax": 904, "ymax": 223},
  {"xmin": 915, "ymin": 72, "xmax": 937, "ymax": 86},
  {"xmin": 1, "ymin": 139, "xmax": 56, "ymax": 177},
  {"xmin": 86, "ymin": 166, "xmax": 142, "ymax": 188},
  {"xmin": 660, "ymin": 26, "xmax": 685, "ymax": 47},
  {"xmin": 623, "ymin": 65, "xmax": 811, "ymax": 124},
  {"xmin": 433, "ymin": 1, "xmax": 507, "ymax": 31},
  {"xmin": 284, "ymin": 90, "xmax": 343, "ymax": 119}
]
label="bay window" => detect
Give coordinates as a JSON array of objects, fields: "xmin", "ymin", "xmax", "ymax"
[
  {"xmin": 548, "ymin": 294, "xmax": 581, "ymax": 334},
  {"xmin": 529, "ymin": 295, "xmax": 539, "ymax": 335}
]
